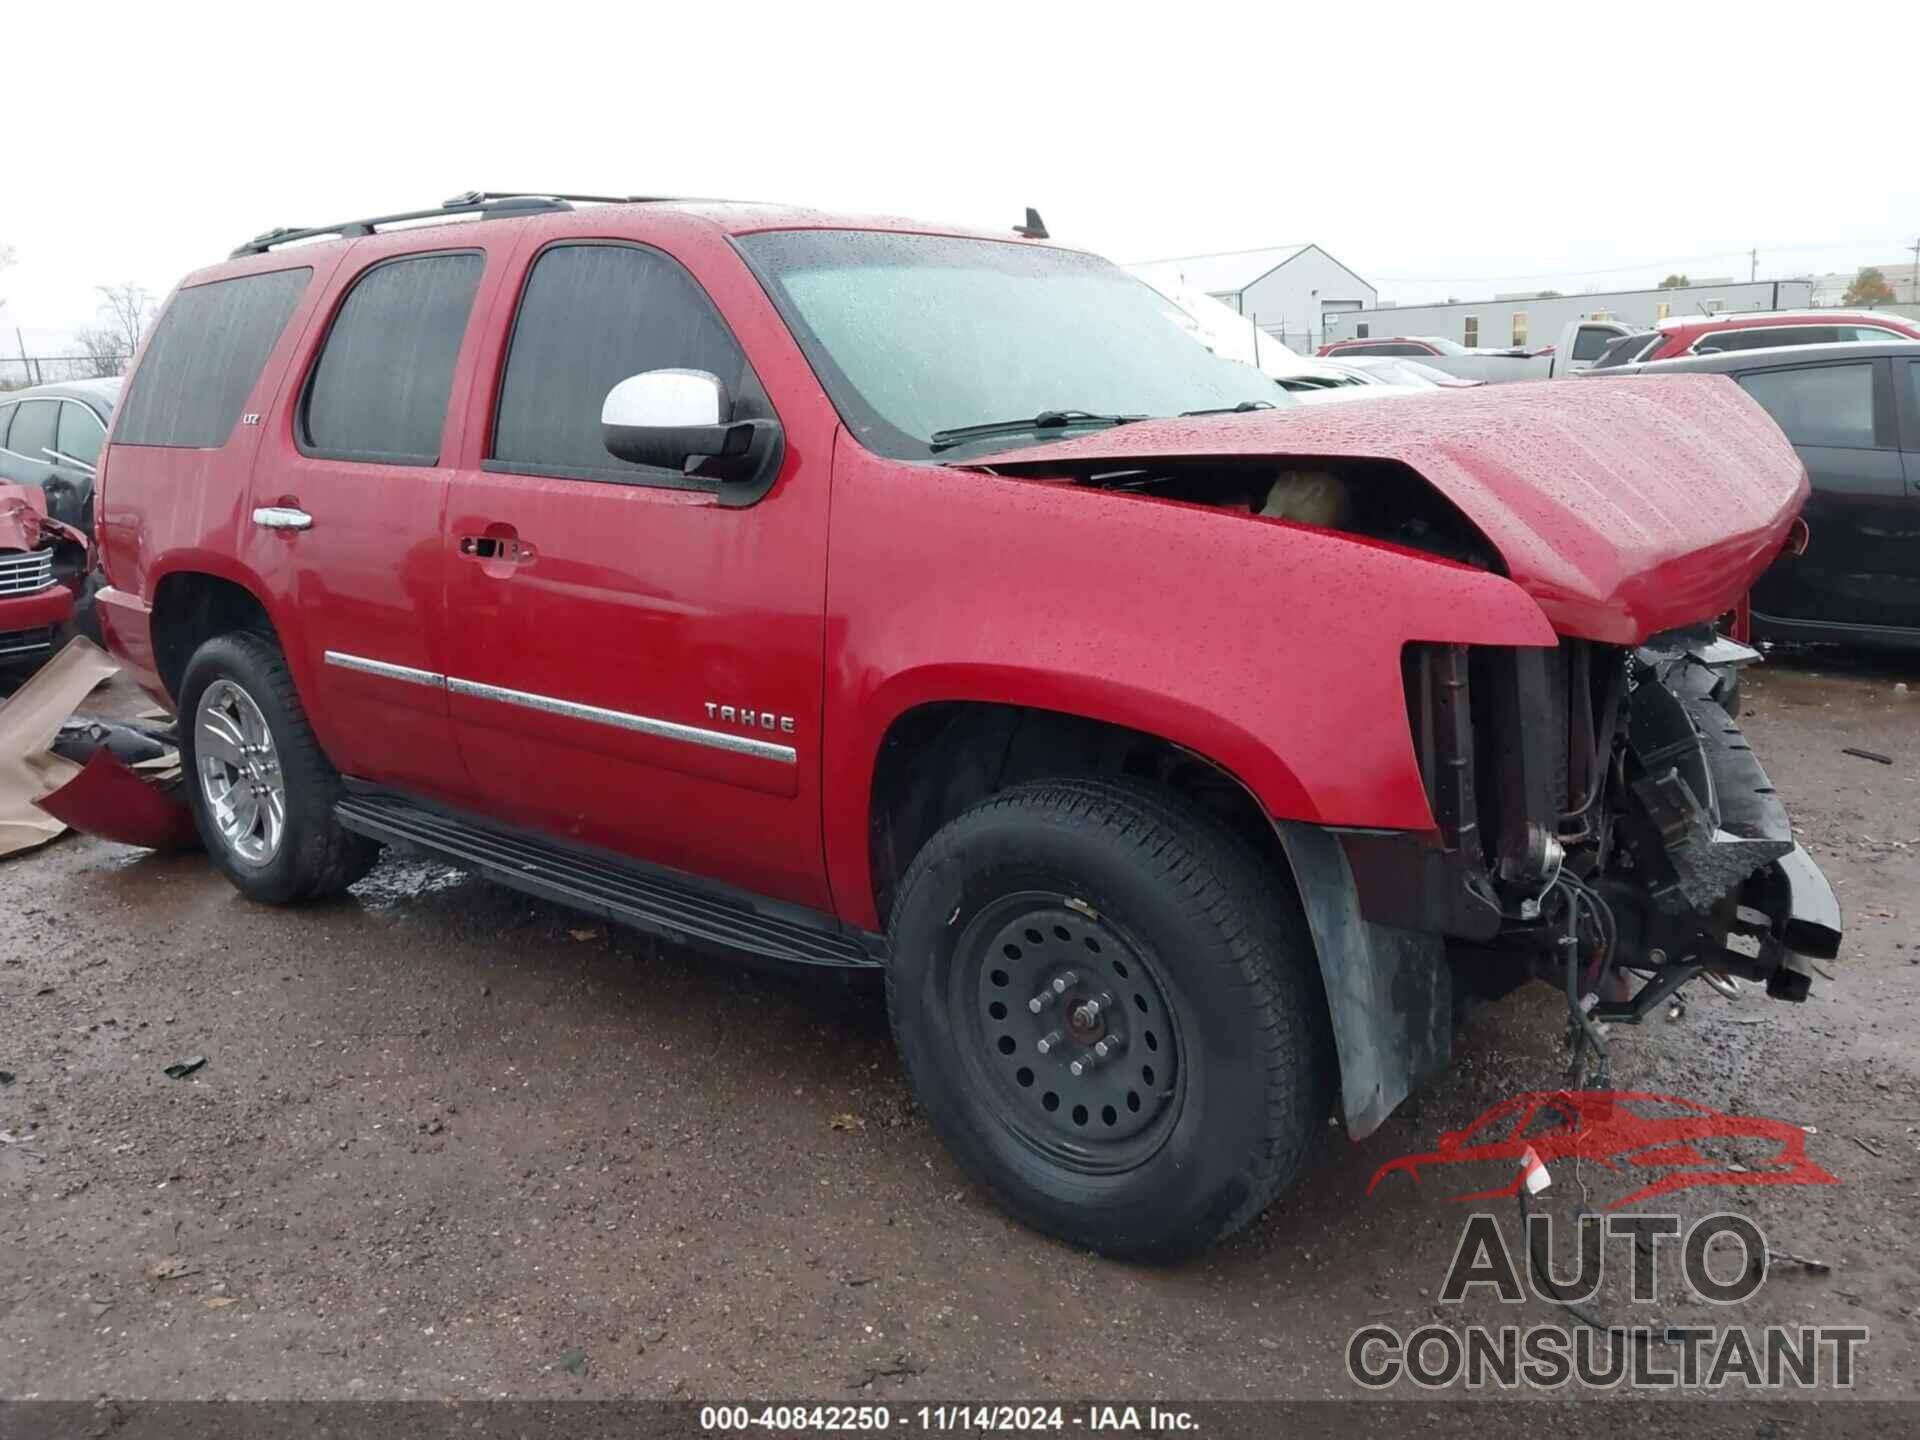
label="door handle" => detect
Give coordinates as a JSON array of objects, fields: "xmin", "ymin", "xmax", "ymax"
[
  {"xmin": 457, "ymin": 532, "xmax": 534, "ymax": 563},
  {"xmin": 253, "ymin": 506, "xmax": 313, "ymax": 531}
]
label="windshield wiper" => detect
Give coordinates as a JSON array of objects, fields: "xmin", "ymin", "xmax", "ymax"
[
  {"xmin": 1179, "ymin": 400, "xmax": 1278, "ymax": 416},
  {"xmin": 927, "ymin": 409, "xmax": 1144, "ymax": 452}
]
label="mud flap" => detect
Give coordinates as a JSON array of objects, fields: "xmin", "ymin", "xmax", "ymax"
[{"xmin": 1272, "ymin": 819, "xmax": 1450, "ymax": 1139}]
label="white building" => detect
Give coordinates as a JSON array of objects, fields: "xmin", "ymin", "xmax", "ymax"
[
  {"xmin": 1323, "ymin": 279, "xmax": 1815, "ymax": 351},
  {"xmin": 1127, "ymin": 245, "xmax": 1376, "ymax": 354},
  {"xmin": 1808, "ymin": 261, "xmax": 1920, "ymax": 307}
]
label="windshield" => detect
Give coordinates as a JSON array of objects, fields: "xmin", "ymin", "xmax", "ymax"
[{"xmin": 737, "ymin": 230, "xmax": 1292, "ymax": 459}]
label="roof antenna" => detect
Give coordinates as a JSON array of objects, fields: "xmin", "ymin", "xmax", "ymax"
[{"xmin": 1013, "ymin": 207, "xmax": 1049, "ymax": 240}]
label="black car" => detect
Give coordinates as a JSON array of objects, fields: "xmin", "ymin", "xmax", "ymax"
[
  {"xmin": 0, "ymin": 377, "xmax": 119, "ymax": 535},
  {"xmin": 1589, "ymin": 340, "xmax": 1920, "ymax": 650}
]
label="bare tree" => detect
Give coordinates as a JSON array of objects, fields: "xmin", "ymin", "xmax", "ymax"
[
  {"xmin": 73, "ymin": 325, "xmax": 130, "ymax": 379},
  {"xmin": 71, "ymin": 281, "xmax": 154, "ymax": 377}
]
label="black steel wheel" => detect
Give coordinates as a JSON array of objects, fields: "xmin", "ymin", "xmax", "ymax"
[{"xmin": 888, "ymin": 778, "xmax": 1333, "ymax": 1260}]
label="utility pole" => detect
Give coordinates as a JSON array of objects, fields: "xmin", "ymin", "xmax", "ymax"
[
  {"xmin": 1749, "ymin": 248, "xmax": 1758, "ymax": 283},
  {"xmin": 1911, "ymin": 236, "xmax": 1919, "ymax": 303}
]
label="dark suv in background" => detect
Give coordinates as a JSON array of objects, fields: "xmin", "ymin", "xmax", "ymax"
[{"xmin": 1588, "ymin": 341, "xmax": 1920, "ymax": 650}]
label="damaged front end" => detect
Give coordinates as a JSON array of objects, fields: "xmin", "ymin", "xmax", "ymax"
[{"xmin": 1341, "ymin": 628, "xmax": 1841, "ymax": 1101}]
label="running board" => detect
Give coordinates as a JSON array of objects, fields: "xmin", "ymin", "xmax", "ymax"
[{"xmin": 334, "ymin": 788, "xmax": 884, "ymax": 970}]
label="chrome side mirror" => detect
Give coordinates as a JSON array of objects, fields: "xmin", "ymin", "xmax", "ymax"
[{"xmin": 600, "ymin": 369, "xmax": 782, "ymax": 505}]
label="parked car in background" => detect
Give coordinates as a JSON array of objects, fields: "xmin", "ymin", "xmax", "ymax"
[
  {"xmin": 0, "ymin": 483, "xmax": 90, "ymax": 670},
  {"xmin": 0, "ymin": 378, "xmax": 119, "ymax": 536},
  {"xmin": 1588, "ymin": 340, "xmax": 1920, "ymax": 650},
  {"xmin": 0, "ymin": 379, "xmax": 113, "ymax": 661},
  {"xmin": 1338, "ymin": 356, "xmax": 1485, "ymax": 389},
  {"xmin": 1589, "ymin": 311, "xmax": 1920, "ymax": 371},
  {"xmin": 1320, "ymin": 322, "xmax": 1635, "ymax": 383},
  {"xmin": 1317, "ymin": 336, "xmax": 1465, "ymax": 359}
]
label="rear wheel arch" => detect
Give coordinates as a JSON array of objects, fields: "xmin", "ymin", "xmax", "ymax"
[{"xmin": 149, "ymin": 570, "xmax": 278, "ymax": 700}]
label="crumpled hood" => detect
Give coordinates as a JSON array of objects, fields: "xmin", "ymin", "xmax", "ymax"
[
  {"xmin": 966, "ymin": 375, "xmax": 1808, "ymax": 644},
  {"xmin": 0, "ymin": 483, "xmax": 87, "ymax": 556}
]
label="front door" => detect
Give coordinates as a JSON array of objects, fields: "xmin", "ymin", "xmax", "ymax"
[
  {"xmin": 438, "ymin": 235, "xmax": 834, "ymax": 910},
  {"xmin": 1737, "ymin": 358, "xmax": 1912, "ymax": 629}
]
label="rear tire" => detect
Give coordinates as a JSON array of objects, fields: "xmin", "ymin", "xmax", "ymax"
[
  {"xmin": 886, "ymin": 778, "xmax": 1332, "ymax": 1260},
  {"xmin": 178, "ymin": 631, "xmax": 378, "ymax": 903}
]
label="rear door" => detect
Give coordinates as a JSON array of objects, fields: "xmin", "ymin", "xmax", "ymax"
[
  {"xmin": 436, "ymin": 228, "xmax": 835, "ymax": 909},
  {"xmin": 1735, "ymin": 358, "xmax": 1909, "ymax": 628},
  {"xmin": 246, "ymin": 242, "xmax": 492, "ymax": 803}
]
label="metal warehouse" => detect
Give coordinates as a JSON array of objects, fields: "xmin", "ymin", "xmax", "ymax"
[
  {"xmin": 1128, "ymin": 244, "xmax": 1377, "ymax": 353},
  {"xmin": 1324, "ymin": 278, "xmax": 1815, "ymax": 350}
]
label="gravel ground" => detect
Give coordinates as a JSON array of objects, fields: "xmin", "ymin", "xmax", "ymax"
[{"xmin": 1, "ymin": 647, "xmax": 1915, "ymax": 1408}]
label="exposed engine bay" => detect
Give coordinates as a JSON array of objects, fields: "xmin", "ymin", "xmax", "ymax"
[
  {"xmin": 1021, "ymin": 455, "xmax": 1503, "ymax": 570},
  {"xmin": 1342, "ymin": 625, "xmax": 1842, "ymax": 1092}
]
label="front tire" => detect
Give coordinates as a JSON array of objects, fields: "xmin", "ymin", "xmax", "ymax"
[
  {"xmin": 886, "ymin": 779, "xmax": 1332, "ymax": 1260},
  {"xmin": 179, "ymin": 631, "xmax": 378, "ymax": 903}
]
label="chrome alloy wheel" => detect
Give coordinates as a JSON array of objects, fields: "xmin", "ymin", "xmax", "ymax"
[{"xmin": 194, "ymin": 678, "xmax": 286, "ymax": 865}]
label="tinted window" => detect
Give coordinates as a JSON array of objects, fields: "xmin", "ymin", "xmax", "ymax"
[
  {"xmin": 0, "ymin": 403, "xmax": 13, "ymax": 449},
  {"xmin": 1591, "ymin": 332, "xmax": 1657, "ymax": 369},
  {"xmin": 1570, "ymin": 327, "xmax": 1620, "ymax": 362},
  {"xmin": 1846, "ymin": 326, "xmax": 1909, "ymax": 341},
  {"xmin": 1696, "ymin": 326, "xmax": 1839, "ymax": 354},
  {"xmin": 56, "ymin": 402, "xmax": 105, "ymax": 466},
  {"xmin": 1737, "ymin": 363, "xmax": 1877, "ymax": 449},
  {"xmin": 302, "ymin": 252, "xmax": 483, "ymax": 464},
  {"xmin": 116, "ymin": 268, "xmax": 311, "ymax": 448},
  {"xmin": 5, "ymin": 400, "xmax": 58, "ymax": 461},
  {"xmin": 492, "ymin": 244, "xmax": 765, "ymax": 483}
]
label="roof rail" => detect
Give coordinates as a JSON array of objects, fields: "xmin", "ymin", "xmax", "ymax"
[{"xmin": 228, "ymin": 191, "xmax": 658, "ymax": 258}]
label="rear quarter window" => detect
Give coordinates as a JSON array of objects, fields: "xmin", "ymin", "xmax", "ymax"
[
  {"xmin": 115, "ymin": 268, "xmax": 312, "ymax": 448},
  {"xmin": 4, "ymin": 399, "xmax": 58, "ymax": 462}
]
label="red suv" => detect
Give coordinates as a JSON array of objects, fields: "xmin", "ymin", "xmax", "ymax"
[
  {"xmin": 93, "ymin": 192, "xmax": 1842, "ymax": 1258},
  {"xmin": 1594, "ymin": 310, "xmax": 1920, "ymax": 368}
]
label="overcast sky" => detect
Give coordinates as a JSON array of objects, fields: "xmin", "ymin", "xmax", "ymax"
[{"xmin": 4, "ymin": 1, "xmax": 1915, "ymax": 353}]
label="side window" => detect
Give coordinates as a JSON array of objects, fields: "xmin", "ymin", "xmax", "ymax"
[
  {"xmin": 1847, "ymin": 326, "xmax": 1906, "ymax": 342},
  {"xmin": 301, "ymin": 252, "xmax": 485, "ymax": 464},
  {"xmin": 491, "ymin": 243, "xmax": 767, "ymax": 486},
  {"xmin": 5, "ymin": 400, "xmax": 58, "ymax": 461},
  {"xmin": 56, "ymin": 403, "xmax": 106, "ymax": 467},
  {"xmin": 0, "ymin": 403, "xmax": 14, "ymax": 449},
  {"xmin": 116, "ymin": 268, "xmax": 311, "ymax": 448},
  {"xmin": 1737, "ymin": 363, "xmax": 1878, "ymax": 450}
]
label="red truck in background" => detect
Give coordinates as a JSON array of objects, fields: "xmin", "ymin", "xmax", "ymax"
[
  {"xmin": 0, "ymin": 483, "xmax": 89, "ymax": 669},
  {"xmin": 89, "ymin": 192, "xmax": 1841, "ymax": 1259}
]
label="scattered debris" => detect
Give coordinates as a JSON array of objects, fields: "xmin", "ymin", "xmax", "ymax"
[
  {"xmin": 146, "ymin": 1257, "xmax": 199, "ymax": 1282},
  {"xmin": 829, "ymin": 1112, "xmax": 866, "ymax": 1132},
  {"xmin": 560, "ymin": 1346, "xmax": 588, "ymax": 1376},
  {"xmin": 1812, "ymin": 962, "xmax": 1836, "ymax": 981},
  {"xmin": 1851, "ymin": 1135, "xmax": 1887, "ymax": 1158},
  {"xmin": 567, "ymin": 927, "xmax": 600, "ymax": 942},
  {"xmin": 1767, "ymin": 1248, "xmax": 1832, "ymax": 1276},
  {"xmin": 204, "ymin": 1296, "xmax": 240, "ymax": 1309},
  {"xmin": 0, "ymin": 639, "xmax": 121, "ymax": 857},
  {"xmin": 1840, "ymin": 747, "xmax": 1893, "ymax": 766},
  {"xmin": 163, "ymin": 1056, "xmax": 208, "ymax": 1080},
  {"xmin": 845, "ymin": 1352, "xmax": 920, "ymax": 1390}
]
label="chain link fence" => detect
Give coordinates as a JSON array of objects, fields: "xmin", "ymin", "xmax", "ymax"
[{"xmin": 1, "ymin": 355, "xmax": 129, "ymax": 390}]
